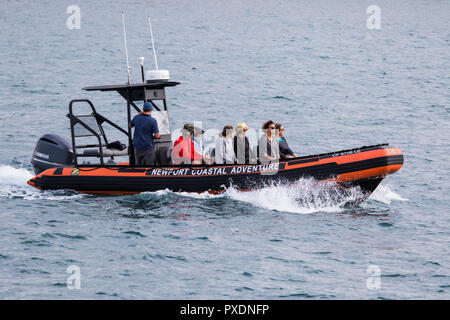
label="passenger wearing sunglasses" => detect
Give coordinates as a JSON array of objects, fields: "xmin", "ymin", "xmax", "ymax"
[
  {"xmin": 275, "ymin": 123, "xmax": 298, "ymax": 159},
  {"xmin": 258, "ymin": 120, "xmax": 280, "ymax": 163}
]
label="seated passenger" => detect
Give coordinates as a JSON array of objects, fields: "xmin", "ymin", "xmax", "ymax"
[
  {"xmin": 192, "ymin": 127, "xmax": 206, "ymax": 156},
  {"xmin": 173, "ymin": 123, "xmax": 205, "ymax": 165},
  {"xmin": 233, "ymin": 122, "xmax": 252, "ymax": 164},
  {"xmin": 215, "ymin": 125, "xmax": 236, "ymax": 164},
  {"xmin": 258, "ymin": 120, "xmax": 280, "ymax": 163},
  {"xmin": 275, "ymin": 123, "xmax": 298, "ymax": 159}
]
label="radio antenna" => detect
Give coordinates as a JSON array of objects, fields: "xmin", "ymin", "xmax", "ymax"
[
  {"xmin": 139, "ymin": 57, "xmax": 145, "ymax": 82},
  {"xmin": 148, "ymin": 16, "xmax": 159, "ymax": 70},
  {"xmin": 121, "ymin": 12, "xmax": 131, "ymax": 84}
]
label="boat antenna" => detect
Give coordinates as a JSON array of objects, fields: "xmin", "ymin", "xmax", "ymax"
[
  {"xmin": 139, "ymin": 57, "xmax": 145, "ymax": 82},
  {"xmin": 121, "ymin": 12, "xmax": 131, "ymax": 84},
  {"xmin": 144, "ymin": 17, "xmax": 170, "ymax": 82},
  {"xmin": 148, "ymin": 16, "xmax": 159, "ymax": 70}
]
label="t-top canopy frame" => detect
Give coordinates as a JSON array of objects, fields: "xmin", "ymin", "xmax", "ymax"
[
  {"xmin": 83, "ymin": 81, "xmax": 179, "ymax": 102},
  {"xmin": 81, "ymin": 81, "xmax": 179, "ymax": 166}
]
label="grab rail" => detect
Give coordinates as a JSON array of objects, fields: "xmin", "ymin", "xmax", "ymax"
[{"xmin": 68, "ymin": 99, "xmax": 129, "ymax": 166}]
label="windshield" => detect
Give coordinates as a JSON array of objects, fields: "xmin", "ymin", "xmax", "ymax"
[{"xmin": 151, "ymin": 110, "xmax": 171, "ymax": 135}]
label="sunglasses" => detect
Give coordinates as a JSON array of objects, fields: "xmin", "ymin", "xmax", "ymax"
[{"xmin": 269, "ymin": 126, "xmax": 275, "ymax": 129}]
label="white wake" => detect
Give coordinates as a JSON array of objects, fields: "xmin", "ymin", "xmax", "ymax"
[{"xmin": 0, "ymin": 165, "xmax": 84, "ymax": 200}]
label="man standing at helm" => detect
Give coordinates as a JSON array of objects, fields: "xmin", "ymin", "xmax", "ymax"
[{"xmin": 129, "ymin": 101, "xmax": 160, "ymax": 165}]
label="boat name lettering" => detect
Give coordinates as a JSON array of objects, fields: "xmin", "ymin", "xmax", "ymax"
[
  {"xmin": 191, "ymin": 168, "xmax": 226, "ymax": 175},
  {"xmin": 230, "ymin": 163, "xmax": 278, "ymax": 173},
  {"xmin": 149, "ymin": 163, "xmax": 279, "ymax": 176},
  {"xmin": 151, "ymin": 168, "xmax": 189, "ymax": 176}
]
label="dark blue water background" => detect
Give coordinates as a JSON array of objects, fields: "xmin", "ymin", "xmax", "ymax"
[{"xmin": 0, "ymin": 0, "xmax": 449, "ymax": 299}]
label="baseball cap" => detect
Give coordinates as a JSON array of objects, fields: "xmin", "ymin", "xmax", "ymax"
[{"xmin": 143, "ymin": 102, "xmax": 153, "ymax": 111}]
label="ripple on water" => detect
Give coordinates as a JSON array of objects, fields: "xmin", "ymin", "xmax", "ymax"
[
  {"xmin": 20, "ymin": 239, "xmax": 53, "ymax": 247},
  {"xmin": 266, "ymin": 256, "xmax": 305, "ymax": 264},
  {"xmin": 96, "ymin": 292, "xmax": 119, "ymax": 297},
  {"xmin": 122, "ymin": 231, "xmax": 147, "ymax": 238},
  {"xmin": 143, "ymin": 253, "xmax": 188, "ymax": 262},
  {"xmin": 378, "ymin": 222, "xmax": 394, "ymax": 227},
  {"xmin": 41, "ymin": 233, "xmax": 88, "ymax": 240},
  {"xmin": 52, "ymin": 282, "xmax": 66, "ymax": 287},
  {"xmin": 278, "ymin": 293, "xmax": 329, "ymax": 299},
  {"xmin": 271, "ymin": 96, "xmax": 293, "ymax": 101},
  {"xmin": 235, "ymin": 287, "xmax": 254, "ymax": 292},
  {"xmin": 19, "ymin": 269, "xmax": 51, "ymax": 275}
]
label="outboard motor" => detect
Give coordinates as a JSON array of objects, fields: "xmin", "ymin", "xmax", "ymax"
[{"xmin": 31, "ymin": 134, "xmax": 74, "ymax": 175}]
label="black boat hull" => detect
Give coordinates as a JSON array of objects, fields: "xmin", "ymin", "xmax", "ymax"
[{"xmin": 28, "ymin": 144, "xmax": 403, "ymax": 198}]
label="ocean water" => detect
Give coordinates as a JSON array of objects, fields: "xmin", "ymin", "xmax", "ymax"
[{"xmin": 0, "ymin": 0, "xmax": 449, "ymax": 299}]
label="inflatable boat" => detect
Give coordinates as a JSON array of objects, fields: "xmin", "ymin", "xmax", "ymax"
[
  {"xmin": 28, "ymin": 143, "xmax": 403, "ymax": 196},
  {"xmin": 27, "ymin": 17, "xmax": 404, "ymax": 200},
  {"xmin": 27, "ymin": 77, "xmax": 403, "ymax": 197}
]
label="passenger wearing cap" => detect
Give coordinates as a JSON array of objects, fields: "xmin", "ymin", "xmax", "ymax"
[
  {"xmin": 129, "ymin": 101, "xmax": 160, "ymax": 165},
  {"xmin": 172, "ymin": 123, "xmax": 207, "ymax": 164},
  {"xmin": 233, "ymin": 122, "xmax": 253, "ymax": 164}
]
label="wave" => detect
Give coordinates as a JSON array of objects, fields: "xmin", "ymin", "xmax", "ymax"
[
  {"xmin": 368, "ymin": 183, "xmax": 408, "ymax": 204},
  {"xmin": 0, "ymin": 165, "xmax": 84, "ymax": 200},
  {"xmin": 141, "ymin": 189, "xmax": 226, "ymax": 200},
  {"xmin": 0, "ymin": 164, "xmax": 407, "ymax": 209},
  {"xmin": 224, "ymin": 178, "xmax": 365, "ymax": 214},
  {"xmin": 133, "ymin": 179, "xmax": 364, "ymax": 214},
  {"xmin": 110, "ymin": 179, "xmax": 408, "ymax": 215},
  {"xmin": 0, "ymin": 165, "xmax": 33, "ymax": 186}
]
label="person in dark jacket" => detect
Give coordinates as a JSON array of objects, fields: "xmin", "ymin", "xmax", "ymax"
[
  {"xmin": 258, "ymin": 120, "xmax": 280, "ymax": 163},
  {"xmin": 233, "ymin": 122, "xmax": 254, "ymax": 164},
  {"xmin": 129, "ymin": 102, "xmax": 160, "ymax": 165},
  {"xmin": 275, "ymin": 123, "xmax": 298, "ymax": 159}
]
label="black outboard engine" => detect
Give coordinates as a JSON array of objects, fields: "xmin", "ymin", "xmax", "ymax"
[{"xmin": 31, "ymin": 134, "xmax": 74, "ymax": 175}]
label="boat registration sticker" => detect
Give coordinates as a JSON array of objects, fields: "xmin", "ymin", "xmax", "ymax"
[{"xmin": 71, "ymin": 169, "xmax": 80, "ymax": 176}]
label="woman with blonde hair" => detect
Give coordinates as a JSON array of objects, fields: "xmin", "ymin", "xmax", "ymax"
[{"xmin": 233, "ymin": 122, "xmax": 252, "ymax": 164}]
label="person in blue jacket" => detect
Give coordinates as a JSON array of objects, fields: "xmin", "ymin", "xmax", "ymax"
[{"xmin": 129, "ymin": 102, "xmax": 160, "ymax": 165}]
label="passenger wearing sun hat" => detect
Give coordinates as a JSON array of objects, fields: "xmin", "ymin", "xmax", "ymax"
[
  {"xmin": 234, "ymin": 122, "xmax": 252, "ymax": 164},
  {"xmin": 172, "ymin": 123, "xmax": 209, "ymax": 164},
  {"xmin": 182, "ymin": 123, "xmax": 195, "ymax": 136}
]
